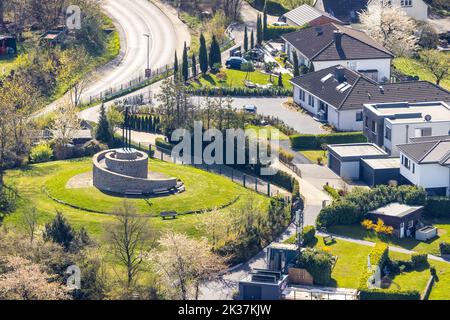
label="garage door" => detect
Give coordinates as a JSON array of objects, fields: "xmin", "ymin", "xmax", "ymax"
[{"xmin": 329, "ymin": 154, "xmax": 341, "ymax": 176}]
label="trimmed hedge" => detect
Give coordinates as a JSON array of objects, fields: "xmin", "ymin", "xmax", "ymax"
[
  {"xmin": 297, "ymin": 248, "xmax": 334, "ymax": 286},
  {"xmin": 187, "ymin": 86, "xmax": 292, "ymax": 97},
  {"xmin": 359, "ymin": 243, "xmax": 420, "ymax": 300},
  {"xmin": 290, "ymin": 132, "xmax": 367, "ymax": 150},
  {"xmin": 323, "ymin": 184, "xmax": 340, "ymax": 200},
  {"xmin": 316, "ymin": 201, "xmax": 361, "ymax": 228},
  {"xmin": 266, "ymin": 170, "xmax": 297, "ymax": 193},
  {"xmin": 425, "ymin": 197, "xmax": 450, "ymax": 218}
]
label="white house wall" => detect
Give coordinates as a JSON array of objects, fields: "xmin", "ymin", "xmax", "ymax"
[
  {"xmin": 386, "ymin": 121, "xmax": 450, "ymax": 156},
  {"xmin": 333, "ymin": 108, "xmax": 364, "ymax": 131},
  {"xmin": 391, "ymin": 0, "xmax": 428, "ymax": 21},
  {"xmin": 313, "ymin": 59, "xmax": 391, "ymax": 82}
]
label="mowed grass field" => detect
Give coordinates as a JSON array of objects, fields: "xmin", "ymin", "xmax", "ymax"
[
  {"xmin": 190, "ymin": 69, "xmax": 293, "ymax": 90},
  {"xmin": 3, "ymin": 158, "xmax": 270, "ymax": 240}
]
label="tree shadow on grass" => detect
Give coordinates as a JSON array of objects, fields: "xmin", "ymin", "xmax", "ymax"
[{"xmin": 202, "ymin": 74, "xmax": 217, "ymax": 86}]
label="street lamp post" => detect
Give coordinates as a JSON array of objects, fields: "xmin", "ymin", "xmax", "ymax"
[{"xmin": 143, "ymin": 34, "xmax": 151, "ymax": 78}]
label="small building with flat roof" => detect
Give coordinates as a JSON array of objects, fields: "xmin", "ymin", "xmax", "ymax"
[
  {"xmin": 327, "ymin": 143, "xmax": 388, "ymax": 180},
  {"xmin": 368, "ymin": 203, "xmax": 424, "ymax": 238},
  {"xmin": 360, "ymin": 157, "xmax": 401, "ymax": 187}
]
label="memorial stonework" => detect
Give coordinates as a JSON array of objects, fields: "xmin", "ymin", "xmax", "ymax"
[{"xmin": 93, "ymin": 148, "xmax": 178, "ymax": 195}]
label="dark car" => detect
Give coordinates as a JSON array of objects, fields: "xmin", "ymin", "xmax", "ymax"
[{"xmin": 225, "ymin": 57, "xmax": 247, "ymax": 70}]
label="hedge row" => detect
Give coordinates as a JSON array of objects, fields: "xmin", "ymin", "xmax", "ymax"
[
  {"xmin": 186, "ymin": 86, "xmax": 292, "ymax": 97},
  {"xmin": 425, "ymin": 197, "xmax": 450, "ymax": 218},
  {"xmin": 264, "ymin": 25, "xmax": 306, "ymax": 40},
  {"xmin": 155, "ymin": 138, "xmax": 174, "ymax": 151},
  {"xmin": 358, "ymin": 244, "xmax": 420, "ymax": 300},
  {"xmin": 290, "ymin": 132, "xmax": 367, "ymax": 150}
]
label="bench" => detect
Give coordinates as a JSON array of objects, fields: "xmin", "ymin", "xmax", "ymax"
[
  {"xmin": 320, "ymin": 227, "xmax": 336, "ymax": 245},
  {"xmin": 153, "ymin": 188, "xmax": 170, "ymax": 195},
  {"xmin": 125, "ymin": 189, "xmax": 143, "ymax": 196},
  {"xmin": 160, "ymin": 211, "xmax": 177, "ymax": 220}
]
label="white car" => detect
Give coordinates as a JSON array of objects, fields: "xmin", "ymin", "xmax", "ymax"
[{"xmin": 272, "ymin": 22, "xmax": 288, "ymax": 27}]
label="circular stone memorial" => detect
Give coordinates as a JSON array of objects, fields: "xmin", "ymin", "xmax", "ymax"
[{"xmin": 93, "ymin": 148, "xmax": 180, "ymax": 195}]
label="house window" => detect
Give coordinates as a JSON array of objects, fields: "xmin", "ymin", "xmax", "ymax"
[
  {"xmin": 298, "ymin": 89, "xmax": 306, "ymax": 102},
  {"xmin": 412, "ymin": 163, "xmax": 415, "ymax": 174},
  {"xmin": 407, "ymin": 220, "xmax": 414, "ymax": 229},
  {"xmin": 401, "ymin": 0, "xmax": 412, "ymax": 7},
  {"xmin": 385, "ymin": 127, "xmax": 392, "ymax": 141},
  {"xmin": 356, "ymin": 112, "xmax": 363, "ymax": 122},
  {"xmin": 365, "ymin": 116, "xmax": 369, "ymax": 128},
  {"xmin": 308, "ymin": 95, "xmax": 315, "ymax": 107},
  {"xmin": 371, "ymin": 121, "xmax": 377, "ymax": 133},
  {"xmin": 403, "ymin": 156, "xmax": 411, "ymax": 170}
]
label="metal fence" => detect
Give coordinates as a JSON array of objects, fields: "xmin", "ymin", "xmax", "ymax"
[
  {"xmin": 87, "ymin": 63, "xmax": 174, "ymax": 104},
  {"xmin": 151, "ymin": 145, "xmax": 290, "ymax": 199}
]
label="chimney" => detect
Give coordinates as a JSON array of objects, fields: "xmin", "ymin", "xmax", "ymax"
[
  {"xmin": 315, "ymin": 27, "xmax": 323, "ymax": 36},
  {"xmin": 335, "ymin": 66, "xmax": 345, "ymax": 83},
  {"xmin": 333, "ymin": 30, "xmax": 342, "ymax": 49}
]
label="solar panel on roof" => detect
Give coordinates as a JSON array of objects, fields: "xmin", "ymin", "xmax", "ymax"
[{"xmin": 321, "ymin": 73, "xmax": 333, "ymax": 83}]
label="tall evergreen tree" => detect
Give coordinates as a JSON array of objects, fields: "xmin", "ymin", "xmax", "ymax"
[
  {"xmin": 244, "ymin": 25, "xmax": 249, "ymax": 52},
  {"xmin": 250, "ymin": 30, "xmax": 255, "ymax": 49},
  {"xmin": 173, "ymin": 51, "xmax": 179, "ymax": 79},
  {"xmin": 199, "ymin": 33, "xmax": 208, "ymax": 74},
  {"xmin": 292, "ymin": 51, "xmax": 300, "ymax": 77},
  {"xmin": 182, "ymin": 42, "xmax": 189, "ymax": 82},
  {"xmin": 95, "ymin": 104, "xmax": 112, "ymax": 144},
  {"xmin": 278, "ymin": 72, "xmax": 283, "ymax": 87},
  {"xmin": 256, "ymin": 14, "xmax": 263, "ymax": 45},
  {"xmin": 263, "ymin": 4, "xmax": 268, "ymax": 41},
  {"xmin": 43, "ymin": 212, "xmax": 75, "ymax": 252},
  {"xmin": 209, "ymin": 35, "xmax": 222, "ymax": 70},
  {"xmin": 192, "ymin": 54, "xmax": 197, "ymax": 78}
]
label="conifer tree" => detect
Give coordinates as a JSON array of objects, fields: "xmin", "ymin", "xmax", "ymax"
[
  {"xmin": 199, "ymin": 33, "xmax": 208, "ymax": 74},
  {"xmin": 182, "ymin": 42, "xmax": 189, "ymax": 82},
  {"xmin": 95, "ymin": 104, "xmax": 112, "ymax": 144}
]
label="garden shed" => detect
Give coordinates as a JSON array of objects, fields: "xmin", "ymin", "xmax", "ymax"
[
  {"xmin": 0, "ymin": 35, "xmax": 17, "ymax": 56},
  {"xmin": 368, "ymin": 203, "xmax": 424, "ymax": 238}
]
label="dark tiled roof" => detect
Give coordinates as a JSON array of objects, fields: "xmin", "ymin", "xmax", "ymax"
[
  {"xmin": 281, "ymin": 23, "xmax": 392, "ymax": 61},
  {"xmin": 397, "ymin": 137, "xmax": 450, "ymax": 165},
  {"xmin": 290, "ymin": 65, "xmax": 450, "ymax": 110},
  {"xmin": 410, "ymin": 135, "xmax": 450, "ymax": 143},
  {"xmin": 314, "ymin": 0, "xmax": 369, "ymax": 23}
]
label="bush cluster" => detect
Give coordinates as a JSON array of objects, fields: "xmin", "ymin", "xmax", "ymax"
[
  {"xmin": 411, "ymin": 253, "xmax": 429, "ymax": 269},
  {"xmin": 186, "ymin": 86, "xmax": 292, "ymax": 97},
  {"xmin": 302, "ymin": 226, "xmax": 316, "ymax": 246},
  {"xmin": 316, "ymin": 185, "xmax": 427, "ymax": 228},
  {"xmin": 30, "ymin": 142, "xmax": 53, "ymax": 163},
  {"xmin": 264, "ymin": 25, "xmax": 306, "ymax": 40},
  {"xmin": 440, "ymin": 242, "xmax": 450, "ymax": 255},
  {"xmin": 297, "ymin": 248, "xmax": 334, "ymax": 286},
  {"xmin": 290, "ymin": 132, "xmax": 367, "ymax": 150}
]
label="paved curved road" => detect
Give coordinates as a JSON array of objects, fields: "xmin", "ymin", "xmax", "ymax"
[{"xmin": 37, "ymin": 0, "xmax": 189, "ymax": 117}]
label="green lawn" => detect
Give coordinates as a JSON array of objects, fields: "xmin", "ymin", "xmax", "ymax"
[
  {"xmin": 190, "ymin": 69, "xmax": 293, "ymax": 90},
  {"xmin": 284, "ymin": 235, "xmax": 450, "ymax": 299},
  {"xmin": 3, "ymin": 158, "xmax": 270, "ymax": 240},
  {"xmin": 299, "ymin": 150, "xmax": 328, "ymax": 165},
  {"xmin": 245, "ymin": 124, "xmax": 289, "ymax": 140},
  {"xmin": 328, "ymin": 218, "xmax": 450, "ymax": 256},
  {"xmin": 393, "ymin": 57, "xmax": 450, "ymax": 91}
]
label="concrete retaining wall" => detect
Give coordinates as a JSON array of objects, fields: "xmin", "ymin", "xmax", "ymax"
[{"xmin": 93, "ymin": 150, "xmax": 177, "ymax": 194}]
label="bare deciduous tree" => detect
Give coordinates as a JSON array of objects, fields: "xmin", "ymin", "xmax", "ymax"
[
  {"xmin": 20, "ymin": 206, "xmax": 39, "ymax": 244},
  {"xmin": 108, "ymin": 201, "xmax": 153, "ymax": 290},
  {"xmin": 50, "ymin": 96, "xmax": 81, "ymax": 147}
]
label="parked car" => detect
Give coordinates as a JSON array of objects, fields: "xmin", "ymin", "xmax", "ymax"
[
  {"xmin": 272, "ymin": 22, "xmax": 288, "ymax": 27},
  {"xmin": 244, "ymin": 105, "xmax": 258, "ymax": 114},
  {"xmin": 244, "ymin": 49, "xmax": 265, "ymax": 62},
  {"xmin": 225, "ymin": 57, "xmax": 247, "ymax": 70}
]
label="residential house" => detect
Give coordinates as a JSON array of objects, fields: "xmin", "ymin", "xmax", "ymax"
[
  {"xmin": 313, "ymin": 0, "xmax": 428, "ymax": 23},
  {"xmin": 290, "ymin": 65, "xmax": 450, "ymax": 131},
  {"xmin": 282, "ymin": 23, "xmax": 393, "ymax": 82},
  {"xmin": 281, "ymin": 4, "xmax": 343, "ymax": 27},
  {"xmin": 397, "ymin": 135, "xmax": 450, "ymax": 196},
  {"xmin": 363, "ymin": 101, "xmax": 450, "ymax": 155}
]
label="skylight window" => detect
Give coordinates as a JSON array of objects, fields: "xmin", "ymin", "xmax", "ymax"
[
  {"xmin": 340, "ymin": 84, "xmax": 352, "ymax": 92},
  {"xmin": 321, "ymin": 73, "xmax": 333, "ymax": 83},
  {"xmin": 336, "ymin": 82, "xmax": 347, "ymax": 91}
]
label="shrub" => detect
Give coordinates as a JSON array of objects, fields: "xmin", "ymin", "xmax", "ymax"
[
  {"xmin": 359, "ymin": 289, "xmax": 420, "ymax": 300},
  {"xmin": 247, "ymin": 0, "xmax": 288, "ymax": 15},
  {"xmin": 265, "ymin": 170, "xmax": 296, "ymax": 193},
  {"xmin": 323, "ymin": 184, "xmax": 340, "ymax": 200},
  {"xmin": 297, "ymin": 248, "xmax": 334, "ymax": 286},
  {"xmin": 316, "ymin": 201, "xmax": 361, "ymax": 228},
  {"xmin": 302, "ymin": 226, "xmax": 316, "ymax": 246},
  {"xmin": 80, "ymin": 139, "xmax": 108, "ymax": 156},
  {"xmin": 30, "ymin": 143, "xmax": 53, "ymax": 163},
  {"xmin": 290, "ymin": 132, "xmax": 367, "ymax": 150},
  {"xmin": 425, "ymin": 197, "xmax": 450, "ymax": 218},
  {"xmin": 440, "ymin": 242, "xmax": 450, "ymax": 255},
  {"xmin": 186, "ymin": 86, "xmax": 292, "ymax": 97},
  {"xmin": 411, "ymin": 253, "xmax": 428, "ymax": 269},
  {"xmin": 362, "ymin": 218, "xmax": 394, "ymax": 235}
]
